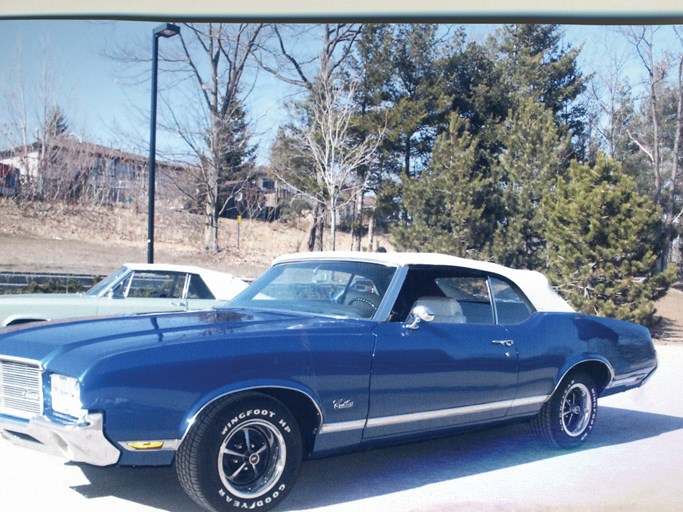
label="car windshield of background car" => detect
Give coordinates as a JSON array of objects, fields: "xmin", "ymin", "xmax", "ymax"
[{"xmin": 85, "ymin": 266, "xmax": 129, "ymax": 296}]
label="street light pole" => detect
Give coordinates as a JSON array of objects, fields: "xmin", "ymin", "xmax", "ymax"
[{"xmin": 147, "ymin": 22, "xmax": 180, "ymax": 264}]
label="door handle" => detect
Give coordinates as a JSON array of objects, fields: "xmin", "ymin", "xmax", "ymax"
[
  {"xmin": 491, "ymin": 339, "xmax": 514, "ymax": 347},
  {"xmin": 171, "ymin": 300, "xmax": 188, "ymax": 309}
]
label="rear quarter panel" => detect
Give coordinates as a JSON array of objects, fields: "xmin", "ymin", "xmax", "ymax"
[{"xmin": 507, "ymin": 312, "xmax": 656, "ymax": 403}]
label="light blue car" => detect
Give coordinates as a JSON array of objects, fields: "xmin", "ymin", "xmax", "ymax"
[{"xmin": 0, "ymin": 263, "xmax": 248, "ymax": 326}]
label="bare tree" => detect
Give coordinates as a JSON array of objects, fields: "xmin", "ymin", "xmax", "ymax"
[
  {"xmin": 623, "ymin": 26, "xmax": 683, "ymax": 268},
  {"xmin": 256, "ymin": 23, "xmax": 363, "ymax": 251},
  {"xmin": 666, "ymin": 27, "xmax": 683, "ymax": 265},
  {"xmin": 279, "ymin": 75, "xmax": 383, "ymax": 250},
  {"xmin": 172, "ymin": 23, "xmax": 265, "ymax": 251},
  {"xmin": 588, "ymin": 31, "xmax": 632, "ymax": 159},
  {"xmin": 1, "ymin": 42, "xmax": 73, "ymax": 202},
  {"xmin": 624, "ymin": 27, "xmax": 665, "ymax": 201},
  {"xmin": 109, "ymin": 22, "xmax": 264, "ymax": 252}
]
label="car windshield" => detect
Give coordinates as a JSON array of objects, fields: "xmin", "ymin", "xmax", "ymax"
[
  {"xmin": 85, "ymin": 266, "xmax": 130, "ymax": 297},
  {"xmin": 228, "ymin": 260, "xmax": 396, "ymax": 319}
]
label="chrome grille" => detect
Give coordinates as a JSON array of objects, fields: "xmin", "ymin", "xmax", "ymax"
[{"xmin": 0, "ymin": 358, "xmax": 43, "ymax": 419}]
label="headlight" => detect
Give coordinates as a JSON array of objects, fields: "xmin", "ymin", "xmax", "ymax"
[{"xmin": 51, "ymin": 374, "xmax": 85, "ymax": 420}]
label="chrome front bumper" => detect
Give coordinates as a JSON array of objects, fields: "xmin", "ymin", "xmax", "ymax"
[{"xmin": 0, "ymin": 412, "xmax": 120, "ymax": 466}]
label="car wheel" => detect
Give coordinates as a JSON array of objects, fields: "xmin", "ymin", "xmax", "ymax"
[
  {"xmin": 176, "ymin": 393, "xmax": 302, "ymax": 512},
  {"xmin": 532, "ymin": 371, "xmax": 598, "ymax": 449}
]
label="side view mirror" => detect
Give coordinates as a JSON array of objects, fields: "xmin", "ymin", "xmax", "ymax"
[{"xmin": 405, "ymin": 305, "xmax": 434, "ymax": 330}]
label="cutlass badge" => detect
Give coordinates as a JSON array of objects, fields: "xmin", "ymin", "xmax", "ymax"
[{"xmin": 333, "ymin": 399, "xmax": 354, "ymax": 410}]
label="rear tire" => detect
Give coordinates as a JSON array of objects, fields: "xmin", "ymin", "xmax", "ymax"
[
  {"xmin": 532, "ymin": 371, "xmax": 598, "ymax": 449},
  {"xmin": 176, "ymin": 393, "xmax": 302, "ymax": 512}
]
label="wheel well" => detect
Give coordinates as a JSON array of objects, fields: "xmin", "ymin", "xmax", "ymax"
[
  {"xmin": 566, "ymin": 360, "xmax": 613, "ymax": 395},
  {"xmin": 241, "ymin": 388, "xmax": 321, "ymax": 457}
]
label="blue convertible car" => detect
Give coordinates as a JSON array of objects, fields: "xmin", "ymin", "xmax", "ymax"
[{"xmin": 0, "ymin": 252, "xmax": 657, "ymax": 511}]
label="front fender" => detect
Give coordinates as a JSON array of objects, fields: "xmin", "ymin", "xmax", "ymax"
[{"xmin": 180, "ymin": 379, "xmax": 324, "ymax": 440}]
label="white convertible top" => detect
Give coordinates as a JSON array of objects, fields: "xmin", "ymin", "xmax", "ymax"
[
  {"xmin": 122, "ymin": 263, "xmax": 248, "ymax": 300},
  {"xmin": 274, "ymin": 251, "xmax": 575, "ymax": 313}
]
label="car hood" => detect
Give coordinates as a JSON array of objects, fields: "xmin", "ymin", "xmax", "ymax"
[{"xmin": 0, "ymin": 308, "xmax": 359, "ymax": 375}]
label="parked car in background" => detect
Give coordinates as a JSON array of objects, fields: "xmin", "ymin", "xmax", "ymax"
[
  {"xmin": 0, "ymin": 252, "xmax": 657, "ymax": 512},
  {"xmin": 0, "ymin": 263, "xmax": 248, "ymax": 326}
]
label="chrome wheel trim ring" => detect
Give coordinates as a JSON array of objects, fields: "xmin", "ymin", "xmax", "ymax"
[
  {"xmin": 217, "ymin": 419, "xmax": 287, "ymax": 499},
  {"xmin": 561, "ymin": 382, "xmax": 592, "ymax": 437}
]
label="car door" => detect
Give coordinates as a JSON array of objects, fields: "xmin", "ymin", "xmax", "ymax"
[
  {"xmin": 365, "ymin": 266, "xmax": 520, "ymax": 439},
  {"xmin": 98, "ymin": 270, "xmax": 190, "ymax": 316}
]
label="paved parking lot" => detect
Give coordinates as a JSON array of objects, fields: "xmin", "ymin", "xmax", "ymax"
[{"xmin": 2, "ymin": 344, "xmax": 682, "ymax": 512}]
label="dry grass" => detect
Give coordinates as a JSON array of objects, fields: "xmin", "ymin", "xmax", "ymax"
[{"xmin": 0, "ymin": 198, "xmax": 392, "ymax": 278}]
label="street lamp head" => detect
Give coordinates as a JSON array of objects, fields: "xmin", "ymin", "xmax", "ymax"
[{"xmin": 154, "ymin": 23, "xmax": 180, "ymax": 39}]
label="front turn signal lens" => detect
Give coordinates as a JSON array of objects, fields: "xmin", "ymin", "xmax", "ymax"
[{"xmin": 127, "ymin": 441, "xmax": 165, "ymax": 450}]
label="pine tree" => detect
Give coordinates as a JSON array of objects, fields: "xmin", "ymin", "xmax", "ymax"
[
  {"xmin": 391, "ymin": 113, "xmax": 487, "ymax": 257},
  {"xmin": 494, "ymin": 24, "xmax": 587, "ymax": 155},
  {"xmin": 346, "ymin": 23, "xmax": 396, "ymax": 249},
  {"xmin": 491, "ymin": 97, "xmax": 569, "ymax": 268},
  {"xmin": 544, "ymin": 154, "xmax": 675, "ymax": 324},
  {"xmin": 387, "ymin": 24, "xmax": 450, "ymax": 176},
  {"xmin": 43, "ymin": 106, "xmax": 69, "ymax": 141},
  {"xmin": 214, "ymin": 101, "xmax": 257, "ymax": 217}
]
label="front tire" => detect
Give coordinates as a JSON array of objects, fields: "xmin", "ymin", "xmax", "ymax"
[
  {"xmin": 532, "ymin": 371, "xmax": 598, "ymax": 449},
  {"xmin": 176, "ymin": 393, "xmax": 302, "ymax": 512}
]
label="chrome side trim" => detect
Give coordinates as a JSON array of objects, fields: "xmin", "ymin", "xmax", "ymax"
[
  {"xmin": 318, "ymin": 419, "xmax": 366, "ymax": 435},
  {"xmin": 366, "ymin": 399, "xmax": 513, "ymax": 429},
  {"xmin": 318, "ymin": 395, "xmax": 551, "ymax": 436},
  {"xmin": 605, "ymin": 365, "xmax": 657, "ymax": 390},
  {"xmin": 508, "ymin": 395, "xmax": 549, "ymax": 409}
]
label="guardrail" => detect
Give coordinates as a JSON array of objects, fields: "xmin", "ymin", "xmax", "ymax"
[{"xmin": 0, "ymin": 271, "xmax": 101, "ymax": 294}]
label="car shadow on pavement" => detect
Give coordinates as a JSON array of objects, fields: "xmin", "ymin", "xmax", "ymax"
[{"xmin": 71, "ymin": 406, "xmax": 683, "ymax": 511}]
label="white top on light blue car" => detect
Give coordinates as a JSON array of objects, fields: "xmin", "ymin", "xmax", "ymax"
[{"xmin": 0, "ymin": 263, "xmax": 249, "ymax": 327}]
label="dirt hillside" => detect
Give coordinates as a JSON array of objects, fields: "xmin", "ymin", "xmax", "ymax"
[
  {"xmin": 0, "ymin": 199, "xmax": 391, "ymax": 279},
  {"xmin": 0, "ymin": 198, "xmax": 680, "ymax": 341}
]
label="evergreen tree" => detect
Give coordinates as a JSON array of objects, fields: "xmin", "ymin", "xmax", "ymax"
[
  {"xmin": 346, "ymin": 23, "xmax": 397, "ymax": 248},
  {"xmin": 213, "ymin": 101, "xmax": 257, "ymax": 217},
  {"xmin": 388, "ymin": 24, "xmax": 450, "ymax": 176},
  {"xmin": 491, "ymin": 97, "xmax": 569, "ymax": 268},
  {"xmin": 269, "ymin": 123, "xmax": 324, "ymax": 248},
  {"xmin": 442, "ymin": 32, "xmax": 509, "ymax": 138},
  {"xmin": 544, "ymin": 154, "xmax": 675, "ymax": 324},
  {"xmin": 391, "ymin": 113, "xmax": 487, "ymax": 256},
  {"xmin": 42, "ymin": 105, "xmax": 69, "ymax": 141},
  {"xmin": 495, "ymin": 24, "xmax": 587, "ymax": 154}
]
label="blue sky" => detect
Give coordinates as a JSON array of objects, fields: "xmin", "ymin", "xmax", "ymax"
[
  {"xmin": 0, "ymin": 20, "xmax": 677, "ymax": 165},
  {"xmin": 0, "ymin": 20, "xmax": 291, "ymax": 160},
  {"xmin": 0, "ymin": 20, "xmax": 157, "ymax": 147}
]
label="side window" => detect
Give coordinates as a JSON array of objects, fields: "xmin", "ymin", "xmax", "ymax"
[
  {"xmin": 490, "ymin": 277, "xmax": 534, "ymax": 324},
  {"xmin": 436, "ymin": 276, "xmax": 494, "ymax": 324},
  {"xmin": 126, "ymin": 271, "xmax": 184, "ymax": 298},
  {"xmin": 391, "ymin": 267, "xmax": 494, "ymax": 324},
  {"xmin": 186, "ymin": 274, "xmax": 215, "ymax": 299}
]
